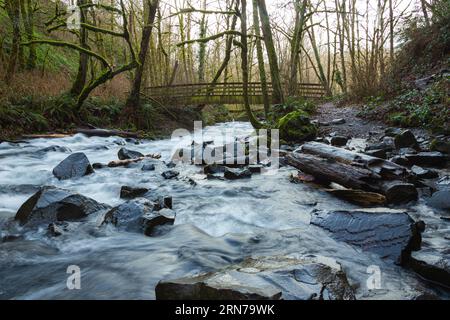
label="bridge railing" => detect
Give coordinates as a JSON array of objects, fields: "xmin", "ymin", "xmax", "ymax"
[{"xmin": 144, "ymin": 82, "xmax": 325, "ymax": 104}]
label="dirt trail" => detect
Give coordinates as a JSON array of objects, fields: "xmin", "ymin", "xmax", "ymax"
[{"xmin": 314, "ymin": 102, "xmax": 429, "ymax": 142}]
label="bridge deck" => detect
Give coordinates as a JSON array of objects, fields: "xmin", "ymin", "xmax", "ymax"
[{"xmin": 143, "ymin": 82, "xmax": 325, "ymax": 105}]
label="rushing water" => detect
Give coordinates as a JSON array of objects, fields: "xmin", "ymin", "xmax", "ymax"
[{"xmin": 0, "ymin": 122, "xmax": 448, "ymax": 300}]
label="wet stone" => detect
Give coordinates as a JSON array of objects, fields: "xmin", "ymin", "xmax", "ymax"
[
  {"xmin": 155, "ymin": 255, "xmax": 355, "ymax": 300},
  {"xmin": 52, "ymin": 152, "xmax": 94, "ymax": 180},
  {"xmin": 310, "ymin": 209, "xmax": 424, "ymax": 264},
  {"xmin": 405, "ymin": 152, "xmax": 447, "ymax": 167},
  {"xmin": 15, "ymin": 186, "xmax": 109, "ymax": 226},
  {"xmin": 411, "ymin": 166, "xmax": 439, "ymax": 179},
  {"xmin": 118, "ymin": 147, "xmax": 144, "ymax": 160},
  {"xmin": 224, "ymin": 168, "xmax": 252, "ymax": 180},
  {"xmin": 120, "ymin": 186, "xmax": 149, "ymax": 199},
  {"xmin": 162, "ymin": 170, "xmax": 180, "ymax": 180}
]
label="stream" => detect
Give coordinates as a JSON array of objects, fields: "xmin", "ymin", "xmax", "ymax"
[{"xmin": 0, "ymin": 121, "xmax": 448, "ymax": 300}]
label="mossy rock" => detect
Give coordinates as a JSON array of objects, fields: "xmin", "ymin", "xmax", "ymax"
[{"xmin": 277, "ymin": 110, "xmax": 318, "ymax": 142}]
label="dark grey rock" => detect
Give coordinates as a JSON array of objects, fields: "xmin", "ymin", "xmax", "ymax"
[
  {"xmin": 165, "ymin": 161, "xmax": 177, "ymax": 168},
  {"xmin": 430, "ymin": 139, "xmax": 450, "ymax": 154},
  {"xmin": 38, "ymin": 145, "xmax": 72, "ymax": 153},
  {"xmin": 224, "ymin": 167, "xmax": 252, "ymax": 180},
  {"xmin": 203, "ymin": 164, "xmax": 226, "ymax": 175},
  {"xmin": 390, "ymin": 156, "xmax": 411, "ymax": 166},
  {"xmin": 92, "ymin": 163, "xmax": 107, "ymax": 169},
  {"xmin": 365, "ymin": 149, "xmax": 387, "ymax": 159},
  {"xmin": 120, "ymin": 186, "xmax": 149, "ymax": 199},
  {"xmin": 118, "ymin": 147, "xmax": 144, "ymax": 160},
  {"xmin": 310, "ymin": 209, "xmax": 425, "ymax": 264},
  {"xmin": 102, "ymin": 198, "xmax": 175, "ymax": 235},
  {"xmin": 155, "ymin": 255, "xmax": 355, "ymax": 300},
  {"xmin": 411, "ymin": 166, "xmax": 439, "ymax": 179},
  {"xmin": 384, "ymin": 182, "xmax": 418, "ymax": 204},
  {"xmin": 405, "ymin": 152, "xmax": 447, "ymax": 167},
  {"xmin": 248, "ymin": 164, "xmax": 264, "ymax": 173},
  {"xmin": 162, "ymin": 170, "xmax": 179, "ymax": 179},
  {"xmin": 427, "ymin": 190, "xmax": 450, "ymax": 210},
  {"xmin": 394, "ymin": 130, "xmax": 419, "ymax": 150},
  {"xmin": 141, "ymin": 163, "xmax": 156, "ymax": 171},
  {"xmin": 410, "ymin": 252, "xmax": 450, "ymax": 289},
  {"xmin": 330, "ymin": 136, "xmax": 349, "ymax": 147},
  {"xmin": 52, "ymin": 153, "xmax": 94, "ymax": 180},
  {"xmin": 15, "ymin": 186, "xmax": 109, "ymax": 226}
]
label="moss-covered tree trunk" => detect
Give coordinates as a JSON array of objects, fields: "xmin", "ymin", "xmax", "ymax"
[
  {"xmin": 122, "ymin": 0, "xmax": 159, "ymax": 125},
  {"xmin": 4, "ymin": 0, "xmax": 21, "ymax": 83},
  {"xmin": 71, "ymin": 0, "xmax": 89, "ymax": 96},
  {"xmin": 198, "ymin": 0, "xmax": 207, "ymax": 83},
  {"xmin": 20, "ymin": 0, "xmax": 36, "ymax": 69},
  {"xmin": 252, "ymin": 0, "xmax": 270, "ymax": 118},
  {"xmin": 288, "ymin": 0, "xmax": 308, "ymax": 96},
  {"xmin": 257, "ymin": 0, "xmax": 284, "ymax": 104},
  {"xmin": 241, "ymin": 0, "xmax": 262, "ymax": 129}
]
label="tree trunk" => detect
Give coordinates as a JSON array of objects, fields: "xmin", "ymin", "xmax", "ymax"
[
  {"xmin": 252, "ymin": 0, "xmax": 270, "ymax": 117},
  {"xmin": 240, "ymin": 0, "xmax": 262, "ymax": 129},
  {"xmin": 122, "ymin": 0, "xmax": 159, "ymax": 124},
  {"xmin": 288, "ymin": 0, "xmax": 308, "ymax": 96},
  {"xmin": 198, "ymin": 0, "xmax": 207, "ymax": 82},
  {"xmin": 257, "ymin": 0, "xmax": 284, "ymax": 104},
  {"xmin": 71, "ymin": 0, "xmax": 89, "ymax": 96},
  {"xmin": 4, "ymin": 0, "xmax": 21, "ymax": 83}
]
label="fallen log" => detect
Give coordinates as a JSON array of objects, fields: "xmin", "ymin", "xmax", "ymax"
[
  {"xmin": 21, "ymin": 133, "xmax": 72, "ymax": 139},
  {"xmin": 300, "ymin": 142, "xmax": 408, "ymax": 180},
  {"xmin": 326, "ymin": 189, "xmax": 386, "ymax": 206},
  {"xmin": 76, "ymin": 128, "xmax": 140, "ymax": 139},
  {"xmin": 286, "ymin": 152, "xmax": 417, "ymax": 204},
  {"xmin": 108, "ymin": 154, "xmax": 161, "ymax": 168}
]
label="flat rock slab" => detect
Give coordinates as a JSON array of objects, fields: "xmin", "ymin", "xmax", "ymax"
[
  {"xmin": 155, "ymin": 255, "xmax": 355, "ymax": 300},
  {"xmin": 15, "ymin": 186, "xmax": 109, "ymax": 225},
  {"xmin": 405, "ymin": 152, "xmax": 447, "ymax": 167},
  {"xmin": 410, "ymin": 251, "xmax": 450, "ymax": 290},
  {"xmin": 310, "ymin": 209, "xmax": 424, "ymax": 264},
  {"xmin": 52, "ymin": 152, "xmax": 94, "ymax": 180}
]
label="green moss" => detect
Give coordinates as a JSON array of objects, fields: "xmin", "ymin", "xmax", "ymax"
[{"xmin": 277, "ymin": 110, "xmax": 317, "ymax": 142}]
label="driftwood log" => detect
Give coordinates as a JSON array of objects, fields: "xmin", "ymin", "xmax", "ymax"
[
  {"xmin": 287, "ymin": 142, "xmax": 418, "ymax": 204},
  {"xmin": 76, "ymin": 128, "xmax": 140, "ymax": 139},
  {"xmin": 108, "ymin": 154, "xmax": 161, "ymax": 168}
]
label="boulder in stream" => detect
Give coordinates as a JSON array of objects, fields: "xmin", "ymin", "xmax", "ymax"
[
  {"xmin": 162, "ymin": 170, "xmax": 180, "ymax": 180},
  {"xmin": 38, "ymin": 145, "xmax": 72, "ymax": 154},
  {"xmin": 52, "ymin": 152, "xmax": 94, "ymax": 180},
  {"xmin": 427, "ymin": 190, "xmax": 450, "ymax": 210},
  {"xmin": 120, "ymin": 186, "xmax": 149, "ymax": 199},
  {"xmin": 118, "ymin": 147, "xmax": 144, "ymax": 160},
  {"xmin": 102, "ymin": 198, "xmax": 175, "ymax": 235},
  {"xmin": 224, "ymin": 167, "xmax": 252, "ymax": 180},
  {"xmin": 310, "ymin": 208, "xmax": 425, "ymax": 264},
  {"xmin": 411, "ymin": 166, "xmax": 439, "ymax": 179},
  {"xmin": 155, "ymin": 255, "xmax": 355, "ymax": 300},
  {"xmin": 15, "ymin": 186, "xmax": 109, "ymax": 225},
  {"xmin": 409, "ymin": 252, "xmax": 450, "ymax": 290}
]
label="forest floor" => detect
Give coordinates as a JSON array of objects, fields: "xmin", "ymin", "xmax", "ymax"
[{"xmin": 313, "ymin": 102, "xmax": 430, "ymax": 142}]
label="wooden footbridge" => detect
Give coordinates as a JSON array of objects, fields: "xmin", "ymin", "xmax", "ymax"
[{"xmin": 143, "ymin": 82, "xmax": 325, "ymax": 106}]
